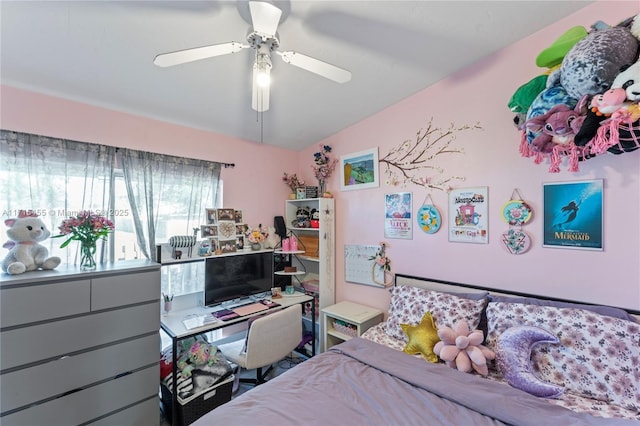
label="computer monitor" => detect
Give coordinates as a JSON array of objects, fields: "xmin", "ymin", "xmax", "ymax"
[{"xmin": 204, "ymin": 251, "xmax": 273, "ymax": 307}]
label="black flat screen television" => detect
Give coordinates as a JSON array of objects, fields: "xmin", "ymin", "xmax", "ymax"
[{"xmin": 204, "ymin": 251, "xmax": 274, "ymax": 307}]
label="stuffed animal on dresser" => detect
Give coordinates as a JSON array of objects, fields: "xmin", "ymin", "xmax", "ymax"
[{"xmin": 2, "ymin": 211, "xmax": 61, "ymax": 275}]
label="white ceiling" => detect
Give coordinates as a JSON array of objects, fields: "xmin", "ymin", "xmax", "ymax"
[{"xmin": 1, "ymin": 1, "xmax": 593, "ymax": 150}]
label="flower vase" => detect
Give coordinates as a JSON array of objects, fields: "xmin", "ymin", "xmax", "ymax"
[
  {"xmin": 318, "ymin": 180, "xmax": 326, "ymax": 195},
  {"xmin": 251, "ymin": 242, "xmax": 262, "ymax": 251},
  {"xmin": 80, "ymin": 241, "xmax": 97, "ymax": 271}
]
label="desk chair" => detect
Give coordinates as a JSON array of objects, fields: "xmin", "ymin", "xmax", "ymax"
[{"xmin": 218, "ymin": 304, "xmax": 302, "ymax": 390}]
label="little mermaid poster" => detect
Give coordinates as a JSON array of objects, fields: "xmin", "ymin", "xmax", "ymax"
[{"xmin": 543, "ymin": 179, "xmax": 603, "ymax": 250}]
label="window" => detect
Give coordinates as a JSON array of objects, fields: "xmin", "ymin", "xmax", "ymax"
[{"xmin": 1, "ymin": 130, "xmax": 224, "ymax": 296}]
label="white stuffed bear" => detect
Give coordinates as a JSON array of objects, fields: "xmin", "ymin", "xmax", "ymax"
[
  {"xmin": 262, "ymin": 226, "xmax": 281, "ymax": 249},
  {"xmin": 2, "ymin": 211, "xmax": 61, "ymax": 275}
]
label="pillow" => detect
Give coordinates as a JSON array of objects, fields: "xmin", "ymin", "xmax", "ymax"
[
  {"xmin": 433, "ymin": 320, "xmax": 495, "ymax": 375},
  {"xmin": 486, "ymin": 302, "xmax": 640, "ymax": 409},
  {"xmin": 495, "ymin": 326, "xmax": 564, "ymax": 398},
  {"xmin": 400, "ymin": 311, "xmax": 440, "ymax": 363},
  {"xmin": 488, "ymin": 294, "xmax": 638, "ymax": 322},
  {"xmin": 385, "ymin": 286, "xmax": 487, "ymax": 342}
]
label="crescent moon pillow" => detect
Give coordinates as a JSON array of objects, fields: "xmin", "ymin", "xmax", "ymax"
[{"xmin": 495, "ymin": 325, "xmax": 564, "ymax": 398}]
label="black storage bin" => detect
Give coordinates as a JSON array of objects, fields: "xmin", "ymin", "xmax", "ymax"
[{"xmin": 161, "ymin": 375, "xmax": 233, "ymax": 426}]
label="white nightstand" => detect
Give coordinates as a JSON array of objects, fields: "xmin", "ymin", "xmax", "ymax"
[{"xmin": 321, "ymin": 301, "xmax": 383, "ymax": 351}]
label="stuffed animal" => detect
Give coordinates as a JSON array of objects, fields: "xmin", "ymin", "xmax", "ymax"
[
  {"xmin": 574, "ymin": 88, "xmax": 629, "ymax": 147},
  {"xmin": 262, "ymin": 226, "xmax": 280, "ymax": 249},
  {"xmin": 549, "ymin": 25, "xmax": 638, "ymax": 100},
  {"xmin": 611, "ymin": 61, "xmax": 640, "ymax": 103},
  {"xmin": 176, "ymin": 340, "xmax": 217, "ymax": 378},
  {"xmin": 433, "ymin": 320, "xmax": 495, "ymax": 376},
  {"xmin": 2, "ymin": 211, "xmax": 61, "ymax": 275},
  {"xmin": 525, "ymin": 95, "xmax": 589, "ymax": 154},
  {"xmin": 575, "ymin": 61, "xmax": 640, "ymax": 153}
]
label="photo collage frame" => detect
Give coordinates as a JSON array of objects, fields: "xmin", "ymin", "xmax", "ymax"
[{"xmin": 203, "ymin": 208, "xmax": 248, "ymax": 254}]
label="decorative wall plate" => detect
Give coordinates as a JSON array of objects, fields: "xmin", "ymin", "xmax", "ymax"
[
  {"xmin": 417, "ymin": 204, "xmax": 441, "ymax": 234},
  {"xmin": 501, "ymin": 200, "xmax": 532, "ymax": 226},
  {"xmin": 501, "ymin": 229, "xmax": 532, "ymax": 255}
]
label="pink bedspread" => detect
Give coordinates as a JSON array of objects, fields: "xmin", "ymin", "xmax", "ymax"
[{"xmin": 193, "ymin": 338, "xmax": 637, "ymax": 426}]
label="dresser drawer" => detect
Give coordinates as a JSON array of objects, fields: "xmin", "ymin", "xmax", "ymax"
[
  {"xmin": 0, "ymin": 280, "xmax": 90, "ymax": 327},
  {"xmin": 2, "ymin": 365, "xmax": 158, "ymax": 426},
  {"xmin": 92, "ymin": 271, "xmax": 160, "ymax": 311},
  {"xmin": 88, "ymin": 397, "xmax": 158, "ymax": 426},
  {"xmin": 1, "ymin": 334, "xmax": 159, "ymax": 413},
  {"xmin": 0, "ymin": 302, "xmax": 159, "ymax": 370}
]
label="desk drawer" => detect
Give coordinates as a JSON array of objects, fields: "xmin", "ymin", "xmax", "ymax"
[
  {"xmin": 1, "ymin": 334, "xmax": 159, "ymax": 413},
  {"xmin": 92, "ymin": 270, "xmax": 160, "ymax": 311},
  {"xmin": 0, "ymin": 280, "xmax": 90, "ymax": 327},
  {"xmin": 0, "ymin": 302, "xmax": 159, "ymax": 370},
  {"xmin": 1, "ymin": 365, "xmax": 158, "ymax": 426}
]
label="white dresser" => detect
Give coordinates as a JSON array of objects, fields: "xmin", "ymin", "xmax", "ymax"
[{"xmin": 0, "ymin": 260, "xmax": 161, "ymax": 425}]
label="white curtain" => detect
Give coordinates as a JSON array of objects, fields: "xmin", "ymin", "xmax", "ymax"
[
  {"xmin": 0, "ymin": 130, "xmax": 115, "ymax": 265},
  {"xmin": 118, "ymin": 149, "xmax": 222, "ymax": 262},
  {"xmin": 2, "ymin": 130, "xmax": 224, "ymax": 270}
]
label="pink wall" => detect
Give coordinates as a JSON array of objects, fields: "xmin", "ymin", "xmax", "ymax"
[
  {"xmin": 2, "ymin": 1, "xmax": 638, "ymax": 313},
  {"xmin": 0, "ymin": 85, "xmax": 297, "ymax": 229},
  {"xmin": 300, "ymin": 1, "xmax": 640, "ymax": 312}
]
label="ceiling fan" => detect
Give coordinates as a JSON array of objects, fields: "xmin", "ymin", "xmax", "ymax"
[{"xmin": 153, "ymin": 1, "xmax": 352, "ymax": 112}]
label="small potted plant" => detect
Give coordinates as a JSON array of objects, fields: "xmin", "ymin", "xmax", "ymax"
[{"xmin": 282, "ymin": 172, "xmax": 304, "ymax": 199}]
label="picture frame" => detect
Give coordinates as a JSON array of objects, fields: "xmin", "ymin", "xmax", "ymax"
[
  {"xmin": 448, "ymin": 187, "xmax": 489, "ymax": 244},
  {"xmin": 236, "ymin": 235, "xmax": 245, "ymax": 250},
  {"xmin": 236, "ymin": 224, "xmax": 248, "ymax": 235},
  {"xmin": 340, "ymin": 147, "xmax": 379, "ymax": 192},
  {"xmin": 234, "ymin": 210, "xmax": 243, "ymax": 224},
  {"xmin": 219, "ymin": 239, "xmax": 237, "ymax": 253},
  {"xmin": 543, "ymin": 179, "xmax": 603, "ymax": 251},
  {"xmin": 217, "ymin": 220, "xmax": 237, "ymax": 239},
  {"xmin": 201, "ymin": 225, "xmax": 218, "ymax": 238},
  {"xmin": 217, "ymin": 208, "xmax": 235, "ymax": 221},
  {"xmin": 208, "ymin": 238, "xmax": 218, "ymax": 253},
  {"xmin": 205, "ymin": 208, "xmax": 217, "ymax": 224},
  {"xmin": 384, "ymin": 192, "xmax": 413, "ymax": 239}
]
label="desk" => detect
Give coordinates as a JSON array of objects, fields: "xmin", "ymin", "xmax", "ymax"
[{"xmin": 160, "ymin": 292, "xmax": 315, "ymax": 425}]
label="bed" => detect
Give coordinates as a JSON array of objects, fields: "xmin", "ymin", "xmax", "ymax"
[{"xmin": 192, "ymin": 275, "xmax": 640, "ymax": 426}]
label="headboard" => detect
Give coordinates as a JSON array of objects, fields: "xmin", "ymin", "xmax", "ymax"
[{"xmin": 394, "ymin": 273, "xmax": 640, "ymax": 320}]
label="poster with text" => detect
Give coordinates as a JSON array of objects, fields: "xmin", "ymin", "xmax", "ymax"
[
  {"xmin": 543, "ymin": 179, "xmax": 603, "ymax": 250},
  {"xmin": 448, "ymin": 187, "xmax": 488, "ymax": 244},
  {"xmin": 384, "ymin": 192, "xmax": 413, "ymax": 239}
]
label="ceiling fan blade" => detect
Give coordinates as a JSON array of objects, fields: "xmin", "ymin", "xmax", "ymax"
[
  {"xmin": 249, "ymin": 1, "xmax": 282, "ymax": 37},
  {"xmin": 252, "ymin": 65, "xmax": 270, "ymax": 112},
  {"xmin": 153, "ymin": 42, "xmax": 248, "ymax": 67},
  {"xmin": 276, "ymin": 51, "xmax": 352, "ymax": 83}
]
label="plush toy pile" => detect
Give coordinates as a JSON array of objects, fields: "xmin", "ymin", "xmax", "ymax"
[
  {"xmin": 2, "ymin": 211, "xmax": 60, "ymax": 275},
  {"xmin": 511, "ymin": 14, "xmax": 640, "ymax": 172}
]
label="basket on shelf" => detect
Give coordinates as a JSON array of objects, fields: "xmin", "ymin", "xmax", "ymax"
[{"xmin": 333, "ymin": 320, "xmax": 357, "ymax": 337}]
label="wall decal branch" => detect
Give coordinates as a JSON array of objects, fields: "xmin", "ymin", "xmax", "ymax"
[{"xmin": 380, "ymin": 119, "xmax": 482, "ymax": 192}]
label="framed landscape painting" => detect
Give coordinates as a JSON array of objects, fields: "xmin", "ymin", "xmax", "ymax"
[{"xmin": 340, "ymin": 148, "xmax": 379, "ymax": 191}]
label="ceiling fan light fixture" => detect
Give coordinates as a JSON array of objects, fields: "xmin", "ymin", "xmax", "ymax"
[{"xmin": 255, "ymin": 53, "xmax": 272, "ymax": 88}]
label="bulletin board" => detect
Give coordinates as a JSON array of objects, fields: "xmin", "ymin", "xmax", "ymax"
[{"xmin": 344, "ymin": 244, "xmax": 384, "ymax": 287}]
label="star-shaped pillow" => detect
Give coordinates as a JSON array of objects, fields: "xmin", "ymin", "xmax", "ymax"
[{"xmin": 401, "ymin": 311, "xmax": 440, "ymax": 363}]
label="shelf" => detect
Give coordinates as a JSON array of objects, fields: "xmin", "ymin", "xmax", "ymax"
[
  {"xmin": 289, "ymin": 227, "xmax": 319, "ymax": 232},
  {"xmin": 274, "ymin": 250, "xmax": 305, "ymax": 255},
  {"xmin": 274, "ymin": 270, "xmax": 306, "ymax": 276},
  {"xmin": 327, "ymin": 329, "xmax": 353, "ymax": 341}
]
